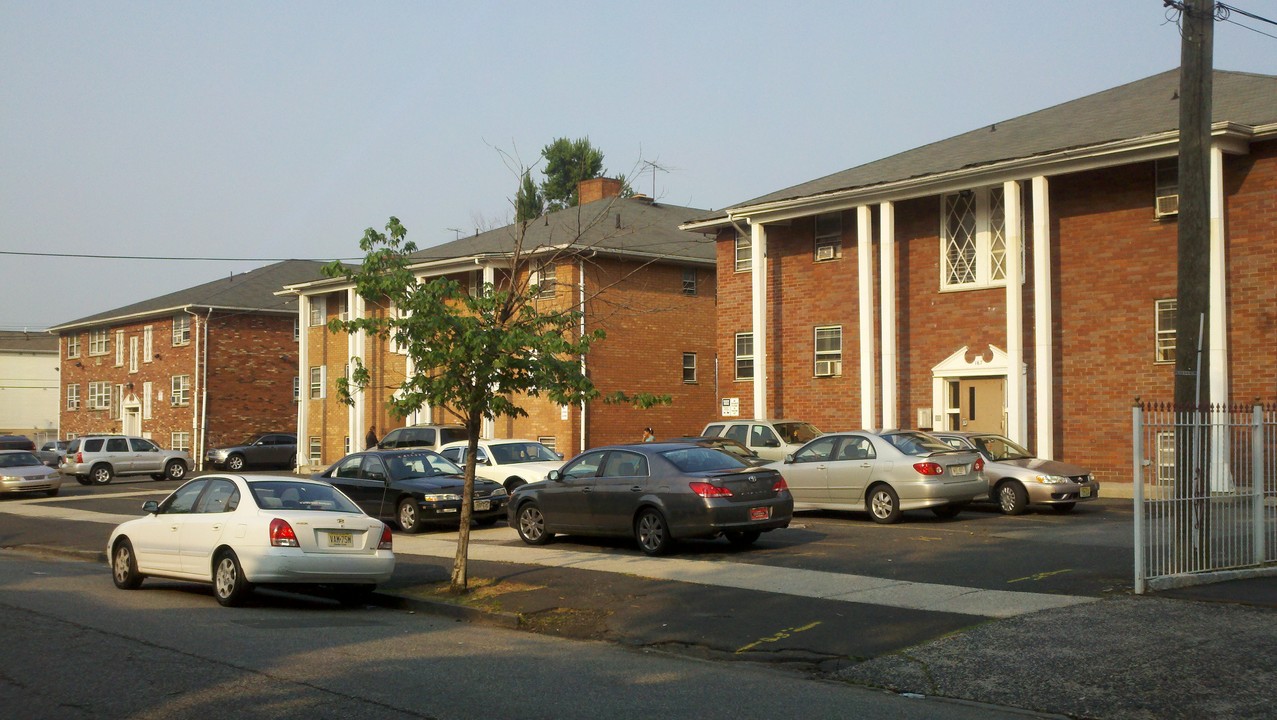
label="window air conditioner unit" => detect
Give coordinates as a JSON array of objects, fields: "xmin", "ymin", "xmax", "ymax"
[
  {"xmin": 1155, "ymin": 194, "xmax": 1179, "ymax": 218},
  {"xmin": 815, "ymin": 360, "xmax": 841, "ymax": 377},
  {"xmin": 815, "ymin": 244, "xmax": 836, "ymax": 261}
]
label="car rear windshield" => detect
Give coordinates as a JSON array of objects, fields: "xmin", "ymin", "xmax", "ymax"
[
  {"xmin": 884, "ymin": 432, "xmax": 954, "ymax": 457},
  {"xmin": 249, "ymin": 481, "xmax": 362, "ymax": 513},
  {"xmin": 662, "ymin": 447, "xmax": 747, "ymax": 473}
]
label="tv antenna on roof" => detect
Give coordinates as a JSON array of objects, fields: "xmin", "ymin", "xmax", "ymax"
[
  {"xmin": 446, "ymin": 228, "xmax": 464, "ymax": 240},
  {"xmin": 641, "ymin": 160, "xmax": 668, "ymax": 198}
]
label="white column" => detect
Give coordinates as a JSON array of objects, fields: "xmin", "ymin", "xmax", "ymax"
[
  {"xmin": 348, "ymin": 288, "xmax": 366, "ymax": 451},
  {"xmin": 1003, "ymin": 180, "xmax": 1026, "ymax": 445},
  {"xmin": 857, "ymin": 206, "xmax": 876, "ymax": 429},
  {"xmin": 878, "ymin": 202, "xmax": 896, "ymax": 429},
  {"xmin": 483, "ymin": 265, "xmax": 496, "ymax": 438},
  {"xmin": 1209, "ymin": 146, "xmax": 1233, "ymax": 492},
  {"xmin": 296, "ymin": 295, "xmax": 309, "ymax": 469},
  {"xmin": 750, "ymin": 221, "xmax": 768, "ymax": 419},
  {"xmin": 1031, "ymin": 176, "xmax": 1054, "ymax": 458}
]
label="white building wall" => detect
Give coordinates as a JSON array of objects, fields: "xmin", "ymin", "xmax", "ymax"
[{"xmin": 0, "ymin": 351, "xmax": 59, "ymax": 439}]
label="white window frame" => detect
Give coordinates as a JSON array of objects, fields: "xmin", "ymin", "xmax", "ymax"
[
  {"xmin": 814, "ymin": 212, "xmax": 842, "ymax": 261},
  {"xmin": 1155, "ymin": 431, "xmax": 1176, "ymax": 484},
  {"xmin": 683, "ymin": 352, "xmax": 697, "ymax": 383},
  {"xmin": 309, "ymin": 366, "xmax": 325, "ymax": 399},
  {"xmin": 532, "ymin": 260, "xmax": 557, "ymax": 298},
  {"xmin": 114, "ymin": 331, "xmax": 125, "ymax": 366},
  {"xmin": 143, "ymin": 325, "xmax": 153, "ymax": 362},
  {"xmin": 814, "ymin": 326, "xmax": 843, "ymax": 377},
  {"xmin": 66, "ymin": 335, "xmax": 80, "ymax": 358},
  {"xmin": 734, "ymin": 232, "xmax": 752, "ymax": 273},
  {"xmin": 1155, "ymin": 298, "xmax": 1177, "ymax": 363},
  {"xmin": 735, "ymin": 332, "xmax": 754, "ymax": 381},
  {"xmin": 309, "ymin": 297, "xmax": 326, "ymax": 327},
  {"xmin": 293, "ymin": 376, "xmax": 300, "ymax": 402},
  {"xmin": 293, "ymin": 317, "xmax": 300, "ymax": 342},
  {"xmin": 88, "ymin": 329, "xmax": 109, "ymax": 356},
  {"xmin": 129, "ymin": 336, "xmax": 139, "ymax": 373},
  {"xmin": 88, "ymin": 381, "xmax": 110, "ymax": 410},
  {"xmin": 309, "ymin": 436, "xmax": 322, "ymax": 464},
  {"xmin": 538, "ymin": 436, "xmax": 557, "ymax": 451},
  {"xmin": 941, "ymin": 186, "xmax": 1022, "ymax": 291},
  {"xmin": 171, "ymin": 375, "xmax": 190, "ymax": 406},
  {"xmin": 172, "ymin": 314, "xmax": 191, "ymax": 346},
  {"xmin": 171, "ymin": 432, "xmax": 191, "ymax": 453},
  {"xmin": 66, "ymin": 383, "xmax": 80, "ymax": 411}
]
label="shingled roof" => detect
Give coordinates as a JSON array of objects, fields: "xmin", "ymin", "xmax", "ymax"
[
  {"xmin": 690, "ymin": 69, "xmax": 1277, "ymax": 225},
  {"xmin": 49, "ymin": 259, "xmax": 328, "ymax": 332},
  {"xmin": 0, "ymin": 330, "xmax": 58, "ymax": 353}
]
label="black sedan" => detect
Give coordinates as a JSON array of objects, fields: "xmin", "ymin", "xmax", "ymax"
[
  {"xmin": 506, "ymin": 442, "xmax": 793, "ymax": 556},
  {"xmin": 315, "ymin": 449, "xmax": 508, "ymax": 533}
]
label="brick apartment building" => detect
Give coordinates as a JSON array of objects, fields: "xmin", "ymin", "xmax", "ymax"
[
  {"xmin": 49, "ymin": 260, "xmax": 325, "ymax": 463},
  {"xmin": 681, "ymin": 69, "xmax": 1277, "ymax": 490},
  {"xmin": 280, "ymin": 179, "xmax": 719, "ymax": 469}
]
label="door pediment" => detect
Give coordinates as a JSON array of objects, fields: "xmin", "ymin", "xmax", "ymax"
[{"xmin": 932, "ymin": 345, "xmax": 1008, "ymax": 378}]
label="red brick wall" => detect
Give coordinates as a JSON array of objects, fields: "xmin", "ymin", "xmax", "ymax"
[{"xmin": 203, "ymin": 312, "xmax": 298, "ymax": 450}]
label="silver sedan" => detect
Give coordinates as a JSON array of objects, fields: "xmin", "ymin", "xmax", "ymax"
[{"xmin": 768, "ymin": 430, "xmax": 986, "ymax": 523}]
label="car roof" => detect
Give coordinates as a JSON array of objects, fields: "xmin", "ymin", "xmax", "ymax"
[{"xmin": 0, "ymin": 448, "xmax": 36, "ymax": 454}]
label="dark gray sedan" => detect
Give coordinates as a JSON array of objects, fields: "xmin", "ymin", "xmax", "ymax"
[
  {"xmin": 204, "ymin": 433, "xmax": 296, "ymax": 471},
  {"xmin": 507, "ymin": 442, "xmax": 793, "ymax": 555}
]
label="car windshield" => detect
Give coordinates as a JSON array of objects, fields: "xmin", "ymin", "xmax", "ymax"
[
  {"xmin": 489, "ymin": 442, "xmax": 559, "ymax": 464},
  {"xmin": 0, "ymin": 452, "xmax": 40, "ymax": 467},
  {"xmin": 385, "ymin": 452, "xmax": 463, "ymax": 480},
  {"xmin": 883, "ymin": 432, "xmax": 955, "ymax": 457},
  {"xmin": 239, "ymin": 435, "xmax": 268, "ymax": 446},
  {"xmin": 774, "ymin": 422, "xmax": 822, "ymax": 444},
  {"xmin": 662, "ymin": 447, "xmax": 747, "ymax": 473},
  {"xmin": 972, "ymin": 435, "xmax": 1033, "ymax": 461},
  {"xmin": 249, "ymin": 481, "xmax": 361, "ymax": 513}
]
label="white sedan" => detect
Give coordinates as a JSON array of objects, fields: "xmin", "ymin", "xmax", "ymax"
[
  {"xmin": 439, "ymin": 439, "xmax": 565, "ymax": 493},
  {"xmin": 107, "ymin": 475, "xmax": 395, "ymax": 607}
]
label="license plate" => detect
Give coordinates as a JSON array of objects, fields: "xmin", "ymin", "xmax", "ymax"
[
  {"xmin": 474, "ymin": 500, "xmax": 491, "ymax": 511},
  {"xmin": 951, "ymin": 464, "xmax": 969, "ymax": 475},
  {"xmin": 1080, "ymin": 486, "xmax": 1092, "ymax": 498},
  {"xmin": 749, "ymin": 506, "xmax": 770, "ymax": 520},
  {"xmin": 328, "ymin": 532, "xmax": 352, "ymax": 547}
]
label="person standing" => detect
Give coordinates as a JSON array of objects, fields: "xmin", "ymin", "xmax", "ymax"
[
  {"xmin": 365, "ymin": 425, "xmax": 378, "ymax": 450},
  {"xmin": 642, "ymin": 427, "xmax": 655, "ymax": 443}
]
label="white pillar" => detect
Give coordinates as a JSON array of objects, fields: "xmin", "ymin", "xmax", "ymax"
[
  {"xmin": 879, "ymin": 202, "xmax": 896, "ymax": 429},
  {"xmin": 348, "ymin": 288, "xmax": 366, "ymax": 451},
  {"xmin": 857, "ymin": 206, "xmax": 876, "ymax": 429},
  {"xmin": 1032, "ymin": 176, "xmax": 1054, "ymax": 458},
  {"xmin": 1004, "ymin": 180, "xmax": 1026, "ymax": 445},
  {"xmin": 296, "ymin": 294, "xmax": 309, "ymax": 469},
  {"xmin": 1209, "ymin": 145, "xmax": 1233, "ymax": 492},
  {"xmin": 751, "ymin": 221, "xmax": 768, "ymax": 419}
]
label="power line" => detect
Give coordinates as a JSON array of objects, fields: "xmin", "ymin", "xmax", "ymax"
[{"xmin": 0, "ymin": 250, "xmax": 363, "ymax": 262}]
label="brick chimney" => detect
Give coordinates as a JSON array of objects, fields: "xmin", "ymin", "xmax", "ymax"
[{"xmin": 578, "ymin": 177, "xmax": 623, "ymax": 205}]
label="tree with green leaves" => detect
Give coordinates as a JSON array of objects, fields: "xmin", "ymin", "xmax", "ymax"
[
  {"xmin": 514, "ymin": 169, "xmax": 544, "ymax": 223},
  {"xmin": 323, "ymin": 216, "xmax": 604, "ymax": 593},
  {"xmin": 540, "ymin": 136, "xmax": 606, "ymax": 210}
]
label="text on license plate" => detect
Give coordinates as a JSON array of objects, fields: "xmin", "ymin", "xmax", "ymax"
[
  {"xmin": 749, "ymin": 506, "xmax": 770, "ymax": 520},
  {"xmin": 474, "ymin": 500, "xmax": 491, "ymax": 511},
  {"xmin": 328, "ymin": 532, "xmax": 352, "ymax": 547},
  {"xmin": 1080, "ymin": 486, "xmax": 1092, "ymax": 498}
]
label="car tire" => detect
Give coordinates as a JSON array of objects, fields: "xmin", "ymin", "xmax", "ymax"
[
  {"xmin": 1052, "ymin": 502, "xmax": 1077, "ymax": 514},
  {"xmin": 634, "ymin": 508, "xmax": 673, "ymax": 556},
  {"xmin": 89, "ymin": 464, "xmax": 114, "ymax": 485},
  {"xmin": 725, "ymin": 530, "xmax": 761, "ymax": 548},
  {"xmin": 504, "ymin": 478, "xmax": 526, "ymax": 494},
  {"xmin": 397, "ymin": 498, "xmax": 424, "ymax": 533},
  {"xmin": 213, "ymin": 550, "xmax": 253, "ymax": 607},
  {"xmin": 868, "ymin": 484, "xmax": 902, "ymax": 524},
  {"xmin": 75, "ymin": 475, "xmax": 92, "ymax": 486},
  {"xmin": 997, "ymin": 481, "xmax": 1029, "ymax": 515},
  {"xmin": 515, "ymin": 502, "xmax": 552, "ymax": 545},
  {"xmin": 226, "ymin": 454, "xmax": 246, "ymax": 471},
  {"xmin": 111, "ymin": 538, "xmax": 144, "ymax": 590},
  {"xmin": 164, "ymin": 460, "xmax": 187, "ymax": 481},
  {"xmin": 931, "ymin": 502, "xmax": 965, "ymax": 520}
]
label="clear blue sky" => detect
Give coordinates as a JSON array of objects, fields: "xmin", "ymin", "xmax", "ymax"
[{"xmin": 3, "ymin": 1, "xmax": 1274, "ymax": 330}]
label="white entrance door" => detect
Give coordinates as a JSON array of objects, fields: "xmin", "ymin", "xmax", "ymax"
[{"xmin": 123, "ymin": 405, "xmax": 142, "ymax": 436}]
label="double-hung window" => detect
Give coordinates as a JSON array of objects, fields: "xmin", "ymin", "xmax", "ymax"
[
  {"xmin": 814, "ymin": 326, "xmax": 842, "ymax": 377},
  {"xmin": 88, "ymin": 381, "xmax": 110, "ymax": 410},
  {"xmin": 172, "ymin": 315, "xmax": 191, "ymax": 346},
  {"xmin": 171, "ymin": 375, "xmax": 191, "ymax": 406},
  {"xmin": 531, "ymin": 261, "xmax": 557, "ymax": 298},
  {"xmin": 814, "ymin": 212, "xmax": 841, "ymax": 261},
  {"xmin": 66, "ymin": 384, "xmax": 80, "ymax": 411},
  {"xmin": 735, "ymin": 332, "xmax": 754, "ymax": 380},
  {"xmin": 1155, "ymin": 299, "xmax": 1177, "ymax": 363},
  {"xmin": 309, "ymin": 297, "xmax": 326, "ymax": 326},
  {"xmin": 734, "ymin": 232, "xmax": 752, "ymax": 272},
  {"xmin": 941, "ymin": 186, "xmax": 1021, "ymax": 290},
  {"xmin": 88, "ymin": 329, "xmax": 109, "ymax": 356},
  {"xmin": 67, "ymin": 335, "xmax": 80, "ymax": 358},
  {"xmin": 682, "ymin": 352, "xmax": 697, "ymax": 383},
  {"xmin": 682, "ymin": 268, "xmax": 697, "ymax": 295},
  {"xmin": 309, "ymin": 366, "xmax": 325, "ymax": 399}
]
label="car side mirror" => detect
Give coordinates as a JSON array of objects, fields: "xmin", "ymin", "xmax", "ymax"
[
  {"xmin": 763, "ymin": 439, "xmax": 780, "ymax": 448},
  {"xmin": 547, "ymin": 470, "xmax": 562, "ymax": 482},
  {"xmin": 142, "ymin": 500, "xmax": 159, "ymax": 514},
  {"xmin": 783, "ymin": 454, "xmax": 795, "ymax": 464},
  {"xmin": 555, "ymin": 452, "xmax": 564, "ymax": 460},
  {"xmin": 369, "ymin": 472, "xmax": 387, "ymax": 483}
]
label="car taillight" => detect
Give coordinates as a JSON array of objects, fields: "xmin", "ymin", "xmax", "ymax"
[
  {"xmin": 974, "ymin": 457, "xmax": 985, "ymax": 472},
  {"xmin": 269, "ymin": 518, "xmax": 299, "ymax": 547},
  {"xmin": 772, "ymin": 477, "xmax": 789, "ymax": 493},
  {"xmin": 689, "ymin": 481, "xmax": 733, "ymax": 498},
  {"xmin": 76, "ymin": 451, "xmax": 83, "ymax": 463},
  {"xmin": 378, "ymin": 524, "xmax": 393, "ymax": 550},
  {"xmin": 913, "ymin": 462, "xmax": 945, "ymax": 476}
]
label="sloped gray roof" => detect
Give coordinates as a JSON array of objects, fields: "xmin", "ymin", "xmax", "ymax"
[
  {"xmin": 0, "ymin": 331, "xmax": 58, "ymax": 353},
  {"xmin": 696, "ymin": 69, "xmax": 1277, "ymax": 221},
  {"xmin": 410, "ymin": 195, "xmax": 715, "ymax": 264},
  {"xmin": 50, "ymin": 259, "xmax": 328, "ymax": 332}
]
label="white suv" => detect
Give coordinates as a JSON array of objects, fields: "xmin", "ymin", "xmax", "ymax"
[
  {"xmin": 376, "ymin": 424, "xmax": 470, "ymax": 453},
  {"xmin": 700, "ymin": 419, "xmax": 824, "ymax": 462},
  {"xmin": 60, "ymin": 435, "xmax": 191, "ymax": 486}
]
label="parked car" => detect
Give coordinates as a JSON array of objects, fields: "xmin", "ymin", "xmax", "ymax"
[
  {"xmin": 106, "ymin": 475, "xmax": 394, "ymax": 606},
  {"xmin": 314, "ymin": 449, "xmax": 508, "ymax": 532},
  {"xmin": 37, "ymin": 440, "xmax": 69, "ymax": 468},
  {"xmin": 929, "ymin": 431, "xmax": 1099, "ymax": 515},
  {"xmin": 507, "ymin": 442, "xmax": 793, "ymax": 556},
  {"xmin": 438, "ymin": 439, "xmax": 565, "ymax": 493},
  {"xmin": 700, "ymin": 419, "xmax": 823, "ymax": 461},
  {"xmin": 769, "ymin": 430, "xmax": 986, "ymax": 523},
  {"xmin": 59, "ymin": 435, "xmax": 191, "ymax": 485},
  {"xmin": 662, "ymin": 436, "xmax": 769, "ymax": 466},
  {"xmin": 205, "ymin": 433, "xmax": 297, "ymax": 471},
  {"xmin": 377, "ymin": 424, "xmax": 470, "ymax": 452},
  {"xmin": 0, "ymin": 449, "xmax": 63, "ymax": 497},
  {"xmin": 0, "ymin": 434, "xmax": 36, "ymax": 452}
]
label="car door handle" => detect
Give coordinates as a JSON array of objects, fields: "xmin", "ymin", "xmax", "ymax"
[
  {"xmin": 210, "ymin": 525, "xmax": 222, "ymax": 532},
  {"xmin": 169, "ymin": 525, "xmax": 179, "ymax": 532},
  {"xmin": 630, "ymin": 485, "xmax": 642, "ymax": 492}
]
